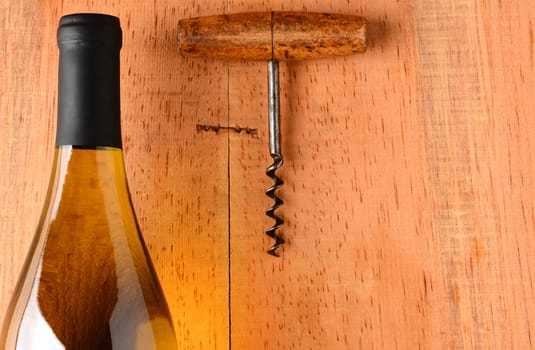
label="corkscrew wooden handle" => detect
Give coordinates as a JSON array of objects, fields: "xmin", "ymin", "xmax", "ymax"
[{"xmin": 178, "ymin": 12, "xmax": 367, "ymax": 61}]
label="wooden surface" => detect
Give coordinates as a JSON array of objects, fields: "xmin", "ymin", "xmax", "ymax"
[{"xmin": 1, "ymin": 0, "xmax": 535, "ymax": 349}]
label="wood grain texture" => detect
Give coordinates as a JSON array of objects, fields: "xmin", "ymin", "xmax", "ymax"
[
  {"xmin": 179, "ymin": 12, "xmax": 273, "ymax": 61},
  {"xmin": 228, "ymin": 0, "xmax": 535, "ymax": 349},
  {"xmin": 273, "ymin": 12, "xmax": 366, "ymax": 61},
  {"xmin": 2, "ymin": 0, "xmax": 535, "ymax": 349},
  {"xmin": 178, "ymin": 12, "xmax": 366, "ymax": 61}
]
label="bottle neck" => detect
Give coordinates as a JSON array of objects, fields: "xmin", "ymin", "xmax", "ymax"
[
  {"xmin": 56, "ymin": 42, "xmax": 122, "ymax": 148},
  {"xmin": 45, "ymin": 146, "xmax": 131, "ymax": 223}
]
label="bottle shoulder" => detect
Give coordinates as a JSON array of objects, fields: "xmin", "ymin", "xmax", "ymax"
[{"xmin": 1, "ymin": 148, "xmax": 177, "ymax": 349}]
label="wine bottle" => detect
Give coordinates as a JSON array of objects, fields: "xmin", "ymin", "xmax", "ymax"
[{"xmin": 0, "ymin": 14, "xmax": 178, "ymax": 350}]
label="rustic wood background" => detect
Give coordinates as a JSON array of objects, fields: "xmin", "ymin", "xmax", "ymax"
[{"xmin": 2, "ymin": 0, "xmax": 535, "ymax": 349}]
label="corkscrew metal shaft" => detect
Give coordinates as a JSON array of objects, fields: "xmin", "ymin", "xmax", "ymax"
[{"xmin": 266, "ymin": 61, "xmax": 285, "ymax": 256}]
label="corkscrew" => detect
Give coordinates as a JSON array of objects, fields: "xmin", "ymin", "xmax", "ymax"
[
  {"xmin": 178, "ymin": 11, "xmax": 367, "ymax": 256},
  {"xmin": 265, "ymin": 60, "xmax": 285, "ymax": 256}
]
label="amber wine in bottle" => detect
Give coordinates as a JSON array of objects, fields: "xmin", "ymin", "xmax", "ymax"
[{"xmin": 0, "ymin": 14, "xmax": 178, "ymax": 350}]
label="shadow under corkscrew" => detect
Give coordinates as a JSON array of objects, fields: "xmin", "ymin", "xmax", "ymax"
[{"xmin": 266, "ymin": 153, "xmax": 285, "ymax": 256}]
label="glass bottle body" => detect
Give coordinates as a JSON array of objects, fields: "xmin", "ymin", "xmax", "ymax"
[{"xmin": 0, "ymin": 146, "xmax": 177, "ymax": 350}]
